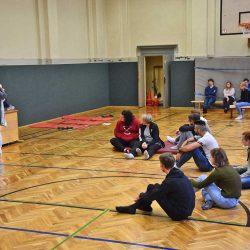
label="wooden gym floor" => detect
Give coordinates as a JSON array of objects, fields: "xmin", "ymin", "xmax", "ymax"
[{"xmin": 0, "ymin": 106, "xmax": 250, "ymax": 250}]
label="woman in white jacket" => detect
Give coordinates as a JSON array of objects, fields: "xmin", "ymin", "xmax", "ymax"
[{"xmin": 223, "ymin": 81, "xmax": 235, "ymax": 113}]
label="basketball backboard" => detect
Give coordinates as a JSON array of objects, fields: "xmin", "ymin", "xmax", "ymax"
[{"xmin": 220, "ymin": 0, "xmax": 250, "ymax": 35}]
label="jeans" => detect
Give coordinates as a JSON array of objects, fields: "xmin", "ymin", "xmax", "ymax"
[
  {"xmin": 241, "ymin": 177, "xmax": 250, "ymax": 189},
  {"xmin": 236, "ymin": 102, "xmax": 250, "ymax": 116},
  {"xmin": 176, "ymin": 148, "xmax": 213, "ymax": 172},
  {"xmin": 204, "ymin": 96, "xmax": 216, "ymax": 110},
  {"xmin": 176, "ymin": 132, "xmax": 193, "ymax": 148},
  {"xmin": 196, "ymin": 175, "xmax": 239, "ymax": 208}
]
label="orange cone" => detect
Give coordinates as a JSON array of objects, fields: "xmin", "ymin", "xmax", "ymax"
[
  {"xmin": 153, "ymin": 95, "xmax": 159, "ymax": 106},
  {"xmin": 146, "ymin": 88, "xmax": 153, "ymax": 106}
]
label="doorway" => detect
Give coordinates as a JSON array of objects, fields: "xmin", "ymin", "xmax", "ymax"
[{"xmin": 145, "ymin": 56, "xmax": 164, "ymax": 106}]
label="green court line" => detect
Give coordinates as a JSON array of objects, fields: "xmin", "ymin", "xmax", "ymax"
[
  {"xmin": 0, "ymin": 198, "xmax": 246, "ymax": 227},
  {"xmin": 51, "ymin": 209, "xmax": 109, "ymax": 250}
]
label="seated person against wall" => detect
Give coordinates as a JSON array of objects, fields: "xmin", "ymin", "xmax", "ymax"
[
  {"xmin": 176, "ymin": 120, "xmax": 218, "ymax": 172},
  {"xmin": 110, "ymin": 110, "xmax": 140, "ymax": 155},
  {"xmin": 0, "ymin": 83, "xmax": 15, "ymax": 111},
  {"xmin": 234, "ymin": 131, "xmax": 250, "ymax": 189},
  {"xmin": 124, "ymin": 114, "xmax": 164, "ymax": 160},
  {"xmin": 116, "ymin": 153, "xmax": 195, "ymax": 221},
  {"xmin": 244, "ymin": 78, "xmax": 250, "ymax": 91},
  {"xmin": 167, "ymin": 114, "xmax": 205, "ymax": 150},
  {"xmin": 223, "ymin": 81, "xmax": 235, "ymax": 113},
  {"xmin": 235, "ymin": 82, "xmax": 250, "ymax": 120},
  {"xmin": 203, "ymin": 78, "xmax": 218, "ymax": 114},
  {"xmin": 191, "ymin": 148, "xmax": 241, "ymax": 210}
]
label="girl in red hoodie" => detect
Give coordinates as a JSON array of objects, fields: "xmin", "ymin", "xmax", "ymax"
[{"xmin": 110, "ymin": 110, "xmax": 140, "ymax": 155}]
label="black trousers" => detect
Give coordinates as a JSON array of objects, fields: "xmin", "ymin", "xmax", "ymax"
[
  {"xmin": 137, "ymin": 142, "xmax": 162, "ymax": 158},
  {"xmin": 138, "ymin": 184, "xmax": 190, "ymax": 221},
  {"xmin": 110, "ymin": 137, "xmax": 139, "ymax": 155},
  {"xmin": 223, "ymin": 96, "xmax": 234, "ymax": 110}
]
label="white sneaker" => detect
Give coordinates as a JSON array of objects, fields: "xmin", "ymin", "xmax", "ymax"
[
  {"xmin": 170, "ymin": 145, "xmax": 178, "ymax": 150},
  {"xmin": 235, "ymin": 115, "xmax": 243, "ymax": 120},
  {"xmin": 124, "ymin": 153, "xmax": 134, "ymax": 159},
  {"xmin": 144, "ymin": 150, "xmax": 150, "ymax": 160},
  {"xmin": 136, "ymin": 148, "xmax": 142, "ymax": 156},
  {"xmin": 166, "ymin": 136, "xmax": 176, "ymax": 144}
]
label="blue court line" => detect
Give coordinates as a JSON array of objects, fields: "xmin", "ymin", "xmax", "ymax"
[{"xmin": 0, "ymin": 226, "xmax": 174, "ymax": 250}]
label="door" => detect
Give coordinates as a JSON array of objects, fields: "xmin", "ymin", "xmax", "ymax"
[{"xmin": 138, "ymin": 56, "xmax": 146, "ymax": 107}]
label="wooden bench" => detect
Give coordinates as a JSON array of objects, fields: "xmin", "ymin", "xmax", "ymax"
[
  {"xmin": 229, "ymin": 105, "xmax": 250, "ymax": 118},
  {"xmin": 1, "ymin": 109, "xmax": 19, "ymax": 145},
  {"xmin": 191, "ymin": 100, "xmax": 223, "ymax": 110}
]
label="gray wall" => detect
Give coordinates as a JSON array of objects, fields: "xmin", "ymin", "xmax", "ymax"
[
  {"xmin": 0, "ymin": 64, "xmax": 109, "ymax": 125},
  {"xmin": 170, "ymin": 61, "xmax": 195, "ymax": 107},
  {"xmin": 109, "ymin": 62, "xmax": 138, "ymax": 106}
]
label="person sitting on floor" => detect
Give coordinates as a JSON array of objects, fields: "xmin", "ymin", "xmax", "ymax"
[
  {"xmin": 176, "ymin": 120, "xmax": 218, "ymax": 172},
  {"xmin": 116, "ymin": 152, "xmax": 195, "ymax": 221},
  {"xmin": 110, "ymin": 110, "xmax": 140, "ymax": 155},
  {"xmin": 223, "ymin": 81, "xmax": 235, "ymax": 113},
  {"xmin": 233, "ymin": 131, "xmax": 250, "ymax": 189},
  {"xmin": 124, "ymin": 114, "xmax": 164, "ymax": 160},
  {"xmin": 167, "ymin": 114, "xmax": 202, "ymax": 150},
  {"xmin": 235, "ymin": 81, "xmax": 250, "ymax": 120},
  {"xmin": 191, "ymin": 148, "xmax": 241, "ymax": 210},
  {"xmin": 203, "ymin": 78, "xmax": 218, "ymax": 114}
]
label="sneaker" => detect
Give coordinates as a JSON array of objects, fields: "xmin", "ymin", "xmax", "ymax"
[
  {"xmin": 124, "ymin": 153, "xmax": 134, "ymax": 159},
  {"xmin": 144, "ymin": 150, "xmax": 150, "ymax": 160},
  {"xmin": 116, "ymin": 206, "xmax": 136, "ymax": 214},
  {"xmin": 170, "ymin": 145, "xmax": 179, "ymax": 150},
  {"xmin": 124, "ymin": 147, "xmax": 131, "ymax": 153},
  {"xmin": 136, "ymin": 148, "xmax": 142, "ymax": 156},
  {"xmin": 235, "ymin": 115, "xmax": 243, "ymax": 120},
  {"xmin": 201, "ymin": 200, "xmax": 214, "ymax": 210},
  {"xmin": 224, "ymin": 108, "xmax": 228, "ymax": 113},
  {"xmin": 138, "ymin": 205, "xmax": 153, "ymax": 213},
  {"xmin": 166, "ymin": 136, "xmax": 176, "ymax": 144}
]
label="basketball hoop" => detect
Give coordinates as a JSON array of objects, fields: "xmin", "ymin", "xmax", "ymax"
[{"xmin": 239, "ymin": 22, "xmax": 250, "ymax": 38}]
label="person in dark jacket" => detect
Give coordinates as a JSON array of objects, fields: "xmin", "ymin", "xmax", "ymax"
[
  {"xmin": 203, "ymin": 78, "xmax": 218, "ymax": 113},
  {"xmin": 110, "ymin": 110, "xmax": 140, "ymax": 155},
  {"xmin": 235, "ymin": 82, "xmax": 250, "ymax": 120},
  {"xmin": 116, "ymin": 152, "xmax": 195, "ymax": 221},
  {"xmin": 124, "ymin": 114, "xmax": 164, "ymax": 160}
]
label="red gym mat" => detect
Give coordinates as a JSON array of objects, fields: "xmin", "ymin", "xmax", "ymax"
[
  {"xmin": 62, "ymin": 115, "xmax": 112, "ymax": 121},
  {"xmin": 61, "ymin": 120, "xmax": 101, "ymax": 125},
  {"xmin": 157, "ymin": 141, "xmax": 178, "ymax": 154},
  {"xmin": 29, "ymin": 123, "xmax": 59, "ymax": 129},
  {"xmin": 47, "ymin": 118, "xmax": 64, "ymax": 124}
]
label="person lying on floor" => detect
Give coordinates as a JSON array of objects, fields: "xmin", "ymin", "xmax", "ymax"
[
  {"xmin": 191, "ymin": 148, "xmax": 241, "ymax": 210},
  {"xmin": 233, "ymin": 131, "xmax": 250, "ymax": 189},
  {"xmin": 124, "ymin": 114, "xmax": 164, "ymax": 160},
  {"xmin": 176, "ymin": 120, "xmax": 218, "ymax": 172},
  {"xmin": 110, "ymin": 110, "xmax": 140, "ymax": 155},
  {"xmin": 116, "ymin": 152, "xmax": 195, "ymax": 221}
]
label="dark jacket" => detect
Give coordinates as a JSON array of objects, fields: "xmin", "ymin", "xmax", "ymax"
[
  {"xmin": 205, "ymin": 86, "xmax": 217, "ymax": 98},
  {"xmin": 0, "ymin": 89, "xmax": 7, "ymax": 126},
  {"xmin": 141, "ymin": 167, "xmax": 195, "ymax": 220},
  {"xmin": 139, "ymin": 122, "xmax": 164, "ymax": 147},
  {"xmin": 237, "ymin": 89, "xmax": 250, "ymax": 103}
]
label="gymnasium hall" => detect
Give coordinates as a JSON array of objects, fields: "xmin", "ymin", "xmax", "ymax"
[{"xmin": 0, "ymin": 0, "xmax": 250, "ymax": 249}]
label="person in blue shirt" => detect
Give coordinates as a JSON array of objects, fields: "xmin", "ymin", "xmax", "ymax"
[{"xmin": 203, "ymin": 78, "xmax": 218, "ymax": 113}]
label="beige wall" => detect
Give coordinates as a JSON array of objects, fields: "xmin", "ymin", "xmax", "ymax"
[{"xmin": 0, "ymin": 0, "xmax": 249, "ymax": 64}]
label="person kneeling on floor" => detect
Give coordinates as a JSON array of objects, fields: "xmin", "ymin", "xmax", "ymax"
[
  {"xmin": 191, "ymin": 148, "xmax": 241, "ymax": 210},
  {"xmin": 116, "ymin": 153, "xmax": 195, "ymax": 221}
]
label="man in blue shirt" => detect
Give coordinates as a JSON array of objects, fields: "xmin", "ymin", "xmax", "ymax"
[{"xmin": 203, "ymin": 78, "xmax": 218, "ymax": 114}]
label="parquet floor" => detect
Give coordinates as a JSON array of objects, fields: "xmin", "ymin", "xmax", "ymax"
[{"xmin": 0, "ymin": 106, "xmax": 250, "ymax": 250}]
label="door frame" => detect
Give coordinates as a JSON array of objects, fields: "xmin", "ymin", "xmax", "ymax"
[{"xmin": 137, "ymin": 45, "xmax": 178, "ymax": 107}]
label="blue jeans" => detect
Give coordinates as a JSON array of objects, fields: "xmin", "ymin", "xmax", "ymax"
[
  {"xmin": 241, "ymin": 176, "xmax": 250, "ymax": 189},
  {"xmin": 236, "ymin": 102, "xmax": 250, "ymax": 116},
  {"xmin": 176, "ymin": 148, "xmax": 213, "ymax": 172},
  {"xmin": 196, "ymin": 175, "xmax": 239, "ymax": 208},
  {"xmin": 204, "ymin": 96, "xmax": 216, "ymax": 110}
]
